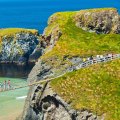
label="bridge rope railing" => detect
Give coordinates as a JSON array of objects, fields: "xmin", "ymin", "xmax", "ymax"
[
  {"xmin": 0, "ymin": 53, "xmax": 120, "ymax": 93},
  {"xmin": 75, "ymin": 54, "xmax": 120, "ymax": 70},
  {"xmin": 0, "ymin": 73, "xmax": 66, "ymax": 93}
]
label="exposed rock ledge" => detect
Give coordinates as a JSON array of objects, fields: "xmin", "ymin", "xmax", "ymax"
[
  {"xmin": 0, "ymin": 27, "xmax": 62, "ymax": 65},
  {"xmin": 21, "ymin": 82, "xmax": 103, "ymax": 120},
  {"xmin": 74, "ymin": 8, "xmax": 120, "ymax": 34},
  {"xmin": 0, "ymin": 29, "xmax": 42, "ymax": 65}
]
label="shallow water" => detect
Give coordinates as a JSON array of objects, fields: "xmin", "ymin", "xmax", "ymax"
[{"xmin": 0, "ymin": 77, "xmax": 28, "ymax": 120}]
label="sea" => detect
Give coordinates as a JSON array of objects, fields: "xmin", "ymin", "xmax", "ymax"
[{"xmin": 0, "ymin": 0, "xmax": 120, "ymax": 33}]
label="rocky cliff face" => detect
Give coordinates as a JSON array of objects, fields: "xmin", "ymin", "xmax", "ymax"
[
  {"xmin": 21, "ymin": 8, "xmax": 120, "ymax": 120},
  {"xmin": 74, "ymin": 8, "xmax": 120, "ymax": 34},
  {"xmin": 0, "ymin": 29, "xmax": 45, "ymax": 65},
  {"xmin": 21, "ymin": 60, "xmax": 102, "ymax": 120}
]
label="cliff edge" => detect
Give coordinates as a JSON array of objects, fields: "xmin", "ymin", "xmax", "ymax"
[
  {"xmin": 21, "ymin": 8, "xmax": 120, "ymax": 120},
  {"xmin": 0, "ymin": 28, "xmax": 44, "ymax": 65}
]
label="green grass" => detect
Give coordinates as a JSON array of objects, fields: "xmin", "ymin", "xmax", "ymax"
[
  {"xmin": 0, "ymin": 28, "xmax": 38, "ymax": 37},
  {"xmin": 43, "ymin": 9, "xmax": 120, "ymax": 60},
  {"xmin": 0, "ymin": 77, "xmax": 28, "ymax": 120},
  {"xmin": 75, "ymin": 8, "xmax": 117, "ymax": 13},
  {"xmin": 51, "ymin": 59, "xmax": 120, "ymax": 120},
  {"xmin": 43, "ymin": 9, "xmax": 120, "ymax": 119},
  {"xmin": 41, "ymin": 9, "xmax": 120, "ymax": 76},
  {"xmin": 0, "ymin": 28, "xmax": 38, "ymax": 45}
]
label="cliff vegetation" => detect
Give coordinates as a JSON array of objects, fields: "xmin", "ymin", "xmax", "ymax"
[
  {"xmin": 14, "ymin": 8, "xmax": 120, "ymax": 120},
  {"xmin": 51, "ymin": 59, "xmax": 120, "ymax": 120},
  {"xmin": 42, "ymin": 8, "xmax": 120, "ymax": 120},
  {"xmin": 43, "ymin": 8, "xmax": 120, "ymax": 60}
]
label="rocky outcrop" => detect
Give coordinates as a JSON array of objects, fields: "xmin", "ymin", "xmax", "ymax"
[
  {"xmin": 21, "ymin": 81, "xmax": 102, "ymax": 120},
  {"xmin": 21, "ymin": 53, "xmax": 103, "ymax": 120},
  {"xmin": 0, "ymin": 30, "xmax": 44, "ymax": 65},
  {"xmin": 74, "ymin": 8, "xmax": 120, "ymax": 34},
  {"xmin": 21, "ymin": 54, "xmax": 120, "ymax": 120},
  {"xmin": 43, "ymin": 25, "xmax": 62, "ymax": 52}
]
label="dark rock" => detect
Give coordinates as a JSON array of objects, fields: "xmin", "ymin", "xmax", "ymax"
[
  {"xmin": 21, "ymin": 80, "xmax": 101, "ymax": 120},
  {"xmin": 0, "ymin": 32, "xmax": 45, "ymax": 65},
  {"xmin": 29, "ymin": 45, "xmax": 44, "ymax": 63},
  {"xmin": 74, "ymin": 8, "xmax": 120, "ymax": 34},
  {"xmin": 43, "ymin": 25, "xmax": 62, "ymax": 51}
]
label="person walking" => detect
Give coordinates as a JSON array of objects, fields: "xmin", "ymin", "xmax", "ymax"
[
  {"xmin": 3, "ymin": 80, "xmax": 7, "ymax": 91},
  {"xmin": 0, "ymin": 82, "xmax": 2, "ymax": 91},
  {"xmin": 7, "ymin": 80, "xmax": 11, "ymax": 90},
  {"xmin": 83, "ymin": 58, "xmax": 86, "ymax": 62},
  {"xmin": 90, "ymin": 55, "xmax": 93, "ymax": 60}
]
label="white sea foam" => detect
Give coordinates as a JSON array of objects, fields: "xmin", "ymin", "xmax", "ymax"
[{"xmin": 16, "ymin": 96, "xmax": 27, "ymax": 100}]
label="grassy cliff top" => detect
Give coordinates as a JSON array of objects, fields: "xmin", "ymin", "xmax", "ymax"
[
  {"xmin": 0, "ymin": 28, "xmax": 38, "ymax": 37},
  {"xmin": 43, "ymin": 8, "xmax": 120, "ymax": 61},
  {"xmin": 51, "ymin": 59, "xmax": 120, "ymax": 120},
  {"xmin": 78, "ymin": 7, "xmax": 117, "ymax": 13},
  {"xmin": 42, "ymin": 8, "xmax": 120, "ymax": 120}
]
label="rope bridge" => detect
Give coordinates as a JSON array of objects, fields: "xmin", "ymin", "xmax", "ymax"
[
  {"xmin": 0, "ymin": 53, "xmax": 120, "ymax": 93},
  {"xmin": 0, "ymin": 73, "xmax": 66, "ymax": 93}
]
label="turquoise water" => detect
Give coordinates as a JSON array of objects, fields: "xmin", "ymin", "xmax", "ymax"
[
  {"xmin": 0, "ymin": 0, "xmax": 119, "ymax": 33},
  {"xmin": 0, "ymin": 65, "xmax": 32, "ymax": 120},
  {"xmin": 0, "ymin": 77, "xmax": 28, "ymax": 120}
]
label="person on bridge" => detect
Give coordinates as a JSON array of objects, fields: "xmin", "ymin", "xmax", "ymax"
[
  {"xmin": 0, "ymin": 82, "xmax": 2, "ymax": 91},
  {"xmin": 7, "ymin": 80, "xmax": 11, "ymax": 90},
  {"xmin": 83, "ymin": 58, "xmax": 86, "ymax": 62},
  {"xmin": 90, "ymin": 55, "xmax": 93, "ymax": 60},
  {"xmin": 3, "ymin": 80, "xmax": 7, "ymax": 91}
]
